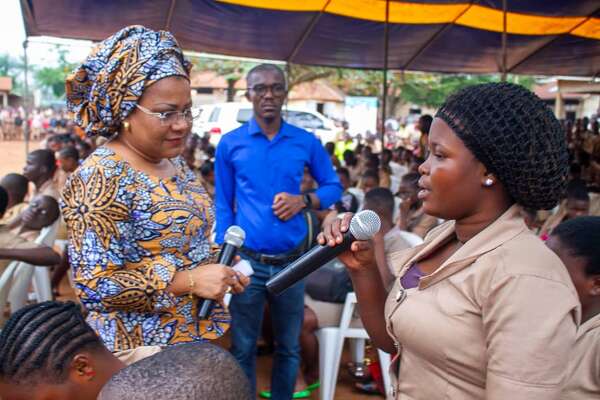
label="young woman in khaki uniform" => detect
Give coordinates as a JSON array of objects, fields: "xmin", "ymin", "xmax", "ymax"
[
  {"xmin": 320, "ymin": 83, "xmax": 579, "ymax": 399},
  {"xmin": 547, "ymin": 216, "xmax": 600, "ymax": 399}
]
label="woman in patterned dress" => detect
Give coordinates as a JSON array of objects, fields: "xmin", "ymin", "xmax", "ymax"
[{"xmin": 62, "ymin": 26, "xmax": 249, "ymax": 361}]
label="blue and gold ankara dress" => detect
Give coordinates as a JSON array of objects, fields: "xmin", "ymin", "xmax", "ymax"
[{"xmin": 61, "ymin": 147, "xmax": 228, "ymax": 352}]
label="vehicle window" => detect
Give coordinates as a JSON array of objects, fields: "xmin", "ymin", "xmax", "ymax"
[
  {"xmin": 289, "ymin": 112, "xmax": 324, "ymax": 130},
  {"xmin": 209, "ymin": 107, "xmax": 221, "ymax": 122},
  {"xmin": 237, "ymin": 108, "xmax": 253, "ymax": 123}
]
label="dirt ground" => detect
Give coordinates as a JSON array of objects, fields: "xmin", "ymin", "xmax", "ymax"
[
  {"xmin": 1, "ymin": 139, "xmax": 379, "ymax": 400},
  {"xmin": 1, "ymin": 140, "xmax": 40, "ymax": 177}
]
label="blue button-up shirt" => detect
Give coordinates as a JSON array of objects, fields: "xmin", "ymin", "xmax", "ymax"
[{"xmin": 215, "ymin": 118, "xmax": 342, "ymax": 253}]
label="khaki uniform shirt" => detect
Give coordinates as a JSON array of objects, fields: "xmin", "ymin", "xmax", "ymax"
[
  {"xmin": 34, "ymin": 179, "xmax": 60, "ymax": 200},
  {"xmin": 384, "ymin": 205, "xmax": 579, "ymax": 399},
  {"xmin": 0, "ymin": 225, "xmax": 40, "ymax": 275},
  {"xmin": 0, "ymin": 202, "xmax": 28, "ymax": 225},
  {"xmin": 562, "ymin": 314, "xmax": 600, "ymax": 399}
]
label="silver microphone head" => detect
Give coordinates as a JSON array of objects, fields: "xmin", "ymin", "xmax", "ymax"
[
  {"xmin": 349, "ymin": 210, "xmax": 381, "ymax": 240},
  {"xmin": 224, "ymin": 225, "xmax": 245, "ymax": 248}
]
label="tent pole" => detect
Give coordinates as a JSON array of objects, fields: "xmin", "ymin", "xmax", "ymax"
[
  {"xmin": 501, "ymin": 0, "xmax": 507, "ymax": 82},
  {"xmin": 381, "ymin": 0, "xmax": 390, "ymax": 149},
  {"xmin": 23, "ymin": 39, "xmax": 29, "ymax": 156},
  {"xmin": 287, "ymin": 0, "xmax": 331, "ymax": 62}
]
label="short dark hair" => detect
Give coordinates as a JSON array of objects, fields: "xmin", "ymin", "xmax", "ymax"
[
  {"xmin": 337, "ymin": 167, "xmax": 350, "ymax": 181},
  {"xmin": 364, "ymin": 187, "xmax": 395, "ymax": 219},
  {"xmin": 0, "ymin": 301, "xmax": 104, "ymax": 385},
  {"xmin": 418, "ymin": 114, "xmax": 433, "ymax": 135},
  {"xmin": 29, "ymin": 149, "xmax": 57, "ymax": 174},
  {"xmin": 325, "ymin": 142, "xmax": 335, "ymax": 156},
  {"xmin": 246, "ymin": 63, "xmax": 286, "ymax": 87},
  {"xmin": 343, "ymin": 150, "xmax": 357, "ymax": 166},
  {"xmin": 99, "ymin": 343, "xmax": 252, "ymax": 400},
  {"xmin": 551, "ymin": 216, "xmax": 600, "ymax": 276},
  {"xmin": 58, "ymin": 146, "xmax": 80, "ymax": 161},
  {"xmin": 200, "ymin": 160, "xmax": 213, "ymax": 177},
  {"xmin": 362, "ymin": 169, "xmax": 380, "ymax": 184},
  {"xmin": 0, "ymin": 173, "xmax": 29, "ymax": 204},
  {"xmin": 0, "ymin": 186, "xmax": 8, "ymax": 216}
]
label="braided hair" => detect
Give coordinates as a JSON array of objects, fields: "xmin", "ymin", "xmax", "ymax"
[
  {"xmin": 436, "ymin": 82, "xmax": 568, "ymax": 210},
  {"xmin": 0, "ymin": 301, "xmax": 103, "ymax": 385}
]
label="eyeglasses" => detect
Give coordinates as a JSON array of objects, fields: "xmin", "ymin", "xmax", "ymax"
[
  {"xmin": 135, "ymin": 104, "xmax": 200, "ymax": 126},
  {"xmin": 248, "ymin": 84, "xmax": 287, "ymax": 97}
]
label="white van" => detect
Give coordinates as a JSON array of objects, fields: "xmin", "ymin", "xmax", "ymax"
[{"xmin": 193, "ymin": 102, "xmax": 341, "ymax": 145}]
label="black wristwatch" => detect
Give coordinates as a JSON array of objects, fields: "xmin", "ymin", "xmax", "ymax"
[{"xmin": 303, "ymin": 193, "xmax": 313, "ymax": 209}]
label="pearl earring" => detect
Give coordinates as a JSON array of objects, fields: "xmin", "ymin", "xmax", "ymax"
[
  {"xmin": 122, "ymin": 121, "xmax": 130, "ymax": 132},
  {"xmin": 484, "ymin": 178, "xmax": 494, "ymax": 187}
]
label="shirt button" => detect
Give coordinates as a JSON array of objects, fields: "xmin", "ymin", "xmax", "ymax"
[{"xmin": 395, "ymin": 288, "xmax": 405, "ymax": 302}]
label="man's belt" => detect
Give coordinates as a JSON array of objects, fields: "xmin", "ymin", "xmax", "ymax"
[{"xmin": 241, "ymin": 246, "xmax": 304, "ymax": 266}]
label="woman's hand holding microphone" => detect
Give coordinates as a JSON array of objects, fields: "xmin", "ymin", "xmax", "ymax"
[
  {"xmin": 168, "ymin": 260, "xmax": 250, "ymax": 301},
  {"xmin": 317, "ymin": 212, "xmax": 377, "ymax": 273}
]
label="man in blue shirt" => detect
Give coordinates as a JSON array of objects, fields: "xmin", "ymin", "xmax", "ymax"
[{"xmin": 215, "ymin": 64, "xmax": 341, "ymax": 399}]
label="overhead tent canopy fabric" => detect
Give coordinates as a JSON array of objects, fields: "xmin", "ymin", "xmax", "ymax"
[{"xmin": 21, "ymin": 0, "xmax": 600, "ymax": 76}]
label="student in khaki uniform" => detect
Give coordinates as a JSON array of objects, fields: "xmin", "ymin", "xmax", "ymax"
[
  {"xmin": 396, "ymin": 172, "xmax": 438, "ymax": 238},
  {"xmin": 319, "ymin": 83, "xmax": 578, "ymax": 399},
  {"xmin": 0, "ymin": 189, "xmax": 60, "ymax": 276},
  {"xmin": 539, "ymin": 180, "xmax": 590, "ymax": 240},
  {"xmin": 23, "ymin": 149, "xmax": 60, "ymax": 200},
  {"xmin": 0, "ymin": 174, "xmax": 29, "ymax": 226},
  {"xmin": 547, "ymin": 217, "xmax": 600, "ymax": 399}
]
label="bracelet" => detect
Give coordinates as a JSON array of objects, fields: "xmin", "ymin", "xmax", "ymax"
[{"xmin": 187, "ymin": 269, "xmax": 195, "ymax": 301}]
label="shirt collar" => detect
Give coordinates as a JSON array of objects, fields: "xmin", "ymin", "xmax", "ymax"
[
  {"xmin": 391, "ymin": 204, "xmax": 528, "ymax": 289},
  {"xmin": 248, "ymin": 117, "xmax": 293, "ymax": 138},
  {"xmin": 578, "ymin": 312, "xmax": 600, "ymax": 338}
]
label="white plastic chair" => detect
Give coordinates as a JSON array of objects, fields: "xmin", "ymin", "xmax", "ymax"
[
  {"xmin": 316, "ymin": 292, "xmax": 392, "ymax": 400},
  {"xmin": 3, "ymin": 221, "xmax": 59, "ymax": 314}
]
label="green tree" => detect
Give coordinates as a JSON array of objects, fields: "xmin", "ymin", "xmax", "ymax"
[
  {"xmin": 34, "ymin": 46, "xmax": 77, "ymax": 99},
  {"xmin": 191, "ymin": 58, "xmax": 256, "ymax": 102},
  {"xmin": 0, "ymin": 53, "xmax": 26, "ymax": 95},
  {"xmin": 398, "ymin": 73, "xmax": 535, "ymax": 108},
  {"xmin": 329, "ymin": 69, "xmax": 535, "ymax": 117}
]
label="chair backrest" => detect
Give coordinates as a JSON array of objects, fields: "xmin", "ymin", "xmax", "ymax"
[
  {"xmin": 0, "ymin": 261, "xmax": 21, "ymax": 326},
  {"xmin": 0, "ymin": 221, "xmax": 60, "ymax": 323}
]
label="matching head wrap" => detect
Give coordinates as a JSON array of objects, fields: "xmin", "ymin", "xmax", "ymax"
[{"xmin": 65, "ymin": 25, "xmax": 192, "ymax": 138}]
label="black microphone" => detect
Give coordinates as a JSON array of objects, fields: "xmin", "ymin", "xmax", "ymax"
[
  {"xmin": 266, "ymin": 210, "xmax": 381, "ymax": 296},
  {"xmin": 198, "ymin": 225, "xmax": 245, "ymax": 319}
]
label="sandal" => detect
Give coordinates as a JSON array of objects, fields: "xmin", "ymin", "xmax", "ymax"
[{"xmin": 259, "ymin": 389, "xmax": 311, "ymax": 399}]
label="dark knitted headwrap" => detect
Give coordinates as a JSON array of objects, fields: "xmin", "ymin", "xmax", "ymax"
[{"xmin": 435, "ymin": 82, "xmax": 568, "ymax": 210}]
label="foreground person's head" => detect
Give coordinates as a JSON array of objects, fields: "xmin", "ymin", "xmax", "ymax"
[
  {"xmin": 99, "ymin": 342, "xmax": 251, "ymax": 400},
  {"xmin": 0, "ymin": 301, "xmax": 124, "ymax": 400}
]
